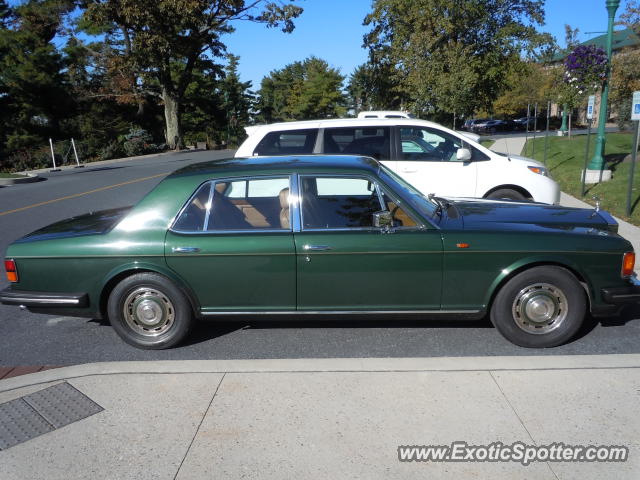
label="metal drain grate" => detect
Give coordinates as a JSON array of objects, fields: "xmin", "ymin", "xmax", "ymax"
[{"xmin": 0, "ymin": 382, "xmax": 103, "ymax": 450}]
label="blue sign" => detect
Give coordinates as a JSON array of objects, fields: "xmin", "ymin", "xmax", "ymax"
[
  {"xmin": 587, "ymin": 96, "xmax": 595, "ymax": 120},
  {"xmin": 633, "ymin": 91, "xmax": 640, "ymax": 121}
]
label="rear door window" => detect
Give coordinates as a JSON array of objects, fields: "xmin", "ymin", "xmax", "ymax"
[
  {"xmin": 172, "ymin": 177, "xmax": 291, "ymax": 232},
  {"xmin": 253, "ymin": 129, "xmax": 318, "ymax": 155},
  {"xmin": 323, "ymin": 127, "xmax": 391, "ymax": 160}
]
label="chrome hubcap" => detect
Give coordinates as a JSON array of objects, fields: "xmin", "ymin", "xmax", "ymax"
[
  {"xmin": 512, "ymin": 283, "xmax": 568, "ymax": 334},
  {"xmin": 123, "ymin": 288, "xmax": 174, "ymax": 337}
]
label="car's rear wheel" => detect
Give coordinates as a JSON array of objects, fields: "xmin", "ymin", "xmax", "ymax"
[
  {"xmin": 490, "ymin": 266, "xmax": 586, "ymax": 348},
  {"xmin": 486, "ymin": 188, "xmax": 527, "ymax": 201},
  {"xmin": 107, "ymin": 273, "xmax": 193, "ymax": 349}
]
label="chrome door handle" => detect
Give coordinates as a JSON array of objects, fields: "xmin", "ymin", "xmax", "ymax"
[
  {"xmin": 303, "ymin": 244, "xmax": 332, "ymax": 251},
  {"xmin": 172, "ymin": 247, "xmax": 200, "ymax": 253}
]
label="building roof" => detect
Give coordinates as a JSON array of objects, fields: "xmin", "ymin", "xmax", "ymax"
[{"xmin": 551, "ymin": 28, "xmax": 639, "ymax": 62}]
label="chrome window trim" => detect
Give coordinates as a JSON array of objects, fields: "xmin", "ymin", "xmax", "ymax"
[
  {"xmin": 202, "ymin": 182, "xmax": 215, "ymax": 231},
  {"xmin": 170, "ymin": 174, "xmax": 294, "ymax": 235},
  {"xmin": 290, "ymin": 174, "xmax": 302, "ymax": 233},
  {"xmin": 169, "ymin": 228, "xmax": 292, "ymax": 236}
]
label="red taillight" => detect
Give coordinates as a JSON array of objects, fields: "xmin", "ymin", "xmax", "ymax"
[
  {"xmin": 622, "ymin": 252, "xmax": 635, "ymax": 277},
  {"xmin": 4, "ymin": 259, "xmax": 18, "ymax": 283}
]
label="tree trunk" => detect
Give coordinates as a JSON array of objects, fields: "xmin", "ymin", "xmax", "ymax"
[{"xmin": 162, "ymin": 87, "xmax": 182, "ymax": 149}]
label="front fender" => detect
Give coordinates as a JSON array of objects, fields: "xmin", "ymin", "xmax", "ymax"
[{"xmin": 482, "ymin": 254, "xmax": 593, "ymax": 309}]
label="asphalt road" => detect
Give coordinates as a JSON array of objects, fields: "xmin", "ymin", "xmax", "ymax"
[{"xmin": 1, "ymin": 150, "xmax": 640, "ymax": 365}]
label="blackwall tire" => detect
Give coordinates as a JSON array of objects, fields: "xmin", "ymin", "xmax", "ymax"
[
  {"xmin": 107, "ymin": 273, "xmax": 193, "ymax": 349},
  {"xmin": 490, "ymin": 266, "xmax": 586, "ymax": 348},
  {"xmin": 486, "ymin": 188, "xmax": 527, "ymax": 201}
]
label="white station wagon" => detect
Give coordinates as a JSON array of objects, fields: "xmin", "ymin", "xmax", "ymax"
[{"xmin": 235, "ymin": 118, "xmax": 560, "ymax": 204}]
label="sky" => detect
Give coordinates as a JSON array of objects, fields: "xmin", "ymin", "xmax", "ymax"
[{"xmin": 223, "ymin": 0, "xmax": 635, "ymax": 89}]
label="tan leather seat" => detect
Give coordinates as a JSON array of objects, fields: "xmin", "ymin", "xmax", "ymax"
[{"xmin": 279, "ymin": 187, "xmax": 290, "ymax": 229}]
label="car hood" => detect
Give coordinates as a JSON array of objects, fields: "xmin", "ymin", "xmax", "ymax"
[
  {"xmin": 460, "ymin": 131, "xmax": 480, "ymax": 143},
  {"xmin": 493, "ymin": 152, "xmax": 543, "ymax": 167},
  {"xmin": 14, "ymin": 206, "xmax": 133, "ymax": 244},
  {"xmin": 447, "ymin": 198, "xmax": 617, "ymax": 232}
]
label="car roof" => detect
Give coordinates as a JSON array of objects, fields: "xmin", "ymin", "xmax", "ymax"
[
  {"xmin": 244, "ymin": 117, "xmax": 452, "ymax": 135},
  {"xmin": 167, "ymin": 155, "xmax": 382, "ymax": 180}
]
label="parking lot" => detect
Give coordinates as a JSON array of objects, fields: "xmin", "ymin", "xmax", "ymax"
[{"xmin": 1, "ymin": 149, "xmax": 640, "ymax": 366}]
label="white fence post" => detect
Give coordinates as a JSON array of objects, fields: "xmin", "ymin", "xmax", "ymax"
[
  {"xmin": 49, "ymin": 138, "xmax": 60, "ymax": 172},
  {"xmin": 71, "ymin": 138, "xmax": 84, "ymax": 168}
]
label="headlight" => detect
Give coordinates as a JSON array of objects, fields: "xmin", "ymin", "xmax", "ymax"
[{"xmin": 527, "ymin": 166, "xmax": 548, "ymax": 177}]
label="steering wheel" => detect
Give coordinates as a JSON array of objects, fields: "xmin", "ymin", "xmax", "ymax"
[{"xmin": 433, "ymin": 140, "xmax": 457, "ymax": 161}]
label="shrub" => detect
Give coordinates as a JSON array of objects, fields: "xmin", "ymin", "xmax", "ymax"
[{"xmin": 122, "ymin": 128, "xmax": 165, "ymax": 157}]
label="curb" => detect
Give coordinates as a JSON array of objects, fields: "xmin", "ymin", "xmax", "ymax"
[
  {"xmin": 2, "ymin": 354, "xmax": 640, "ymax": 394},
  {"xmin": 0, "ymin": 173, "xmax": 41, "ymax": 186}
]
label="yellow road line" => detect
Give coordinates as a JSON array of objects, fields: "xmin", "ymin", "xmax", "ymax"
[{"xmin": 0, "ymin": 172, "xmax": 169, "ymax": 217}]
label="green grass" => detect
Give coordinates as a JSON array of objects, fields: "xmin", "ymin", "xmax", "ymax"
[
  {"xmin": 479, "ymin": 138, "xmax": 495, "ymax": 148},
  {"xmin": 522, "ymin": 132, "xmax": 639, "ymax": 224},
  {"xmin": 0, "ymin": 172, "xmax": 26, "ymax": 178}
]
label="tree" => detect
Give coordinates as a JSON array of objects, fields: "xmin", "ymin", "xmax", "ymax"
[
  {"xmin": 564, "ymin": 24, "xmax": 580, "ymax": 51},
  {"xmin": 220, "ymin": 54, "xmax": 253, "ymax": 146},
  {"xmin": 255, "ymin": 56, "xmax": 346, "ymax": 122},
  {"xmin": 346, "ymin": 59, "xmax": 404, "ymax": 114},
  {"xmin": 80, "ymin": 0, "xmax": 302, "ymax": 149},
  {"xmin": 620, "ymin": 0, "xmax": 640, "ymax": 35},
  {"xmin": 363, "ymin": 0, "xmax": 554, "ymax": 117},
  {"xmin": 0, "ymin": 0, "xmax": 75, "ymax": 153},
  {"xmin": 611, "ymin": 53, "xmax": 640, "ymax": 129},
  {"xmin": 492, "ymin": 62, "xmax": 554, "ymax": 117}
]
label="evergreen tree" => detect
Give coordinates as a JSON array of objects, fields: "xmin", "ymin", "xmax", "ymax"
[{"xmin": 256, "ymin": 56, "xmax": 345, "ymax": 122}]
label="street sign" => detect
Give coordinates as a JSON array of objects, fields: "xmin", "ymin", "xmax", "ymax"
[
  {"xmin": 632, "ymin": 91, "xmax": 640, "ymax": 121},
  {"xmin": 587, "ymin": 95, "xmax": 595, "ymax": 120}
]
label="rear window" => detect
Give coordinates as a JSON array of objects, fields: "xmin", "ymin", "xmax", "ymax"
[{"xmin": 253, "ymin": 129, "xmax": 318, "ymax": 156}]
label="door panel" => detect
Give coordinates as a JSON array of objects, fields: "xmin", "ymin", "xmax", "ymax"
[
  {"xmin": 166, "ymin": 232, "xmax": 295, "ymax": 312},
  {"xmin": 295, "ymin": 230, "xmax": 443, "ymax": 310},
  {"xmin": 165, "ymin": 175, "xmax": 296, "ymax": 312},
  {"xmin": 295, "ymin": 174, "xmax": 443, "ymax": 311}
]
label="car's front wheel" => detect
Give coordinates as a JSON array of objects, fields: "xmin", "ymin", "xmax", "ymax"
[
  {"xmin": 490, "ymin": 266, "xmax": 586, "ymax": 348},
  {"xmin": 486, "ymin": 188, "xmax": 527, "ymax": 201},
  {"xmin": 107, "ymin": 273, "xmax": 193, "ymax": 349}
]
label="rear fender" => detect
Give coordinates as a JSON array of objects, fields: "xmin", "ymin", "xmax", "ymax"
[{"xmin": 99, "ymin": 261, "xmax": 201, "ymax": 319}]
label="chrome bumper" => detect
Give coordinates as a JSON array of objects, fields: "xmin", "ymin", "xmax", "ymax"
[
  {"xmin": 0, "ymin": 288, "xmax": 88, "ymax": 308},
  {"xmin": 601, "ymin": 277, "xmax": 640, "ymax": 305}
]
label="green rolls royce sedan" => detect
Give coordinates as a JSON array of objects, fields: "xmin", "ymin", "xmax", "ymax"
[{"xmin": 2, "ymin": 155, "xmax": 639, "ymax": 349}]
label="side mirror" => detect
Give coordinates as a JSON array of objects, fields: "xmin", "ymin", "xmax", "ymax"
[
  {"xmin": 456, "ymin": 148, "xmax": 472, "ymax": 162},
  {"xmin": 373, "ymin": 210, "xmax": 393, "ymax": 228}
]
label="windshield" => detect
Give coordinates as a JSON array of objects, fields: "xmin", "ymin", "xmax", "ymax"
[{"xmin": 377, "ymin": 164, "xmax": 438, "ymax": 219}]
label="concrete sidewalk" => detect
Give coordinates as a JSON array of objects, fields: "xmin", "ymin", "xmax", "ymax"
[
  {"xmin": 489, "ymin": 135, "xmax": 527, "ymax": 156},
  {"xmin": 1, "ymin": 356, "xmax": 639, "ymax": 479}
]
